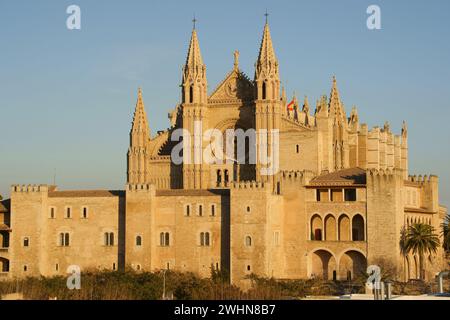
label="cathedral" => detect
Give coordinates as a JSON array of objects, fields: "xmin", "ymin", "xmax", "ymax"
[{"xmin": 0, "ymin": 21, "xmax": 447, "ymax": 287}]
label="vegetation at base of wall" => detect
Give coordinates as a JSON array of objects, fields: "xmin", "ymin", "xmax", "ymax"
[{"xmin": 0, "ymin": 268, "xmax": 448, "ymax": 300}]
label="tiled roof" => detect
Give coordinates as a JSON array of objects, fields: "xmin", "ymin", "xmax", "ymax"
[
  {"xmin": 48, "ymin": 190, "xmax": 125, "ymax": 198},
  {"xmin": 310, "ymin": 167, "xmax": 366, "ymax": 186}
]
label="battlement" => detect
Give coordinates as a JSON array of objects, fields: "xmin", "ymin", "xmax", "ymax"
[
  {"xmin": 126, "ymin": 184, "xmax": 155, "ymax": 192},
  {"xmin": 230, "ymin": 180, "xmax": 267, "ymax": 189},
  {"xmin": 11, "ymin": 184, "xmax": 49, "ymax": 193},
  {"xmin": 407, "ymin": 174, "xmax": 438, "ymax": 184},
  {"xmin": 367, "ymin": 168, "xmax": 403, "ymax": 177}
]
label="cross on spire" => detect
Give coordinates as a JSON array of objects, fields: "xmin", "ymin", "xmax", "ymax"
[
  {"xmin": 192, "ymin": 14, "xmax": 197, "ymax": 29},
  {"xmin": 264, "ymin": 10, "xmax": 269, "ymax": 24}
]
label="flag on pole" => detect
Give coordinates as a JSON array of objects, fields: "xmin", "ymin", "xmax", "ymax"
[{"xmin": 286, "ymin": 99, "xmax": 295, "ymax": 111}]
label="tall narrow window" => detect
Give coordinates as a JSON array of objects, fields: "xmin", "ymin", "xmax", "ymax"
[
  {"xmin": 82, "ymin": 207, "xmax": 88, "ymax": 219},
  {"xmin": 198, "ymin": 205, "xmax": 203, "ymax": 217},
  {"xmin": 189, "ymin": 85, "xmax": 193, "ymax": 103},
  {"xmin": 65, "ymin": 233, "xmax": 70, "ymax": 246},
  {"xmin": 186, "ymin": 205, "xmax": 190, "ymax": 217},
  {"xmin": 296, "ymin": 145, "xmax": 300, "ymax": 153},
  {"xmin": 211, "ymin": 204, "xmax": 215, "ymax": 217},
  {"xmin": 205, "ymin": 232, "xmax": 210, "ymax": 246},
  {"xmin": 224, "ymin": 170, "xmax": 229, "ymax": 183},
  {"xmin": 262, "ymin": 82, "xmax": 266, "ymax": 99},
  {"xmin": 216, "ymin": 170, "xmax": 222, "ymax": 185},
  {"xmin": 165, "ymin": 232, "xmax": 170, "ymax": 246},
  {"xmin": 66, "ymin": 207, "xmax": 71, "ymax": 218},
  {"xmin": 200, "ymin": 232, "xmax": 205, "ymax": 246},
  {"xmin": 23, "ymin": 237, "xmax": 29, "ymax": 247},
  {"xmin": 50, "ymin": 207, "xmax": 55, "ymax": 219},
  {"xmin": 136, "ymin": 236, "xmax": 142, "ymax": 246}
]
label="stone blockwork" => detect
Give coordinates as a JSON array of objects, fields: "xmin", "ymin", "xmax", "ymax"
[{"xmin": 2, "ymin": 21, "xmax": 447, "ymax": 286}]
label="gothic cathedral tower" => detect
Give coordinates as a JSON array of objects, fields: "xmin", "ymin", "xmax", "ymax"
[
  {"xmin": 254, "ymin": 20, "xmax": 282, "ymax": 185},
  {"xmin": 181, "ymin": 25, "xmax": 209, "ymax": 189},
  {"xmin": 127, "ymin": 88, "xmax": 151, "ymax": 184}
]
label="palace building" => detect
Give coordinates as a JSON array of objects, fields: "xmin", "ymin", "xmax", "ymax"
[{"xmin": 0, "ymin": 21, "xmax": 447, "ymax": 287}]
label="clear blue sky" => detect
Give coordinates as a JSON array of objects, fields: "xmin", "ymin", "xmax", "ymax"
[{"xmin": 1, "ymin": 0, "xmax": 449, "ymax": 206}]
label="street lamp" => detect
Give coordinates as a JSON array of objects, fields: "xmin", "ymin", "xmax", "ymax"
[{"xmin": 162, "ymin": 269, "xmax": 167, "ymax": 300}]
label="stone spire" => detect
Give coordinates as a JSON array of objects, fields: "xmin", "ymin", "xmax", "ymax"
[
  {"xmin": 185, "ymin": 28, "xmax": 204, "ymax": 71},
  {"xmin": 329, "ymin": 76, "xmax": 346, "ymax": 121},
  {"xmin": 255, "ymin": 21, "xmax": 279, "ymax": 81},
  {"xmin": 182, "ymin": 26, "xmax": 207, "ymax": 104},
  {"xmin": 128, "ymin": 88, "xmax": 150, "ymax": 185},
  {"xmin": 131, "ymin": 88, "xmax": 150, "ymax": 138}
]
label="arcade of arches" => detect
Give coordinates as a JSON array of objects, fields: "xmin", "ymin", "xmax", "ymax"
[
  {"xmin": 310, "ymin": 213, "xmax": 365, "ymax": 241},
  {"xmin": 310, "ymin": 249, "xmax": 367, "ymax": 281}
]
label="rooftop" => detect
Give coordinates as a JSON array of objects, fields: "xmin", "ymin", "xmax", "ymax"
[{"xmin": 310, "ymin": 167, "xmax": 366, "ymax": 186}]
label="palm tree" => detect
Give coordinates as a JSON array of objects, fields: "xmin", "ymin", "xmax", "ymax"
[
  {"xmin": 401, "ymin": 223, "xmax": 440, "ymax": 280},
  {"xmin": 441, "ymin": 215, "xmax": 450, "ymax": 253}
]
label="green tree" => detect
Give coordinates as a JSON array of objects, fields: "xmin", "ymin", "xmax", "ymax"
[
  {"xmin": 401, "ymin": 223, "xmax": 440, "ymax": 280},
  {"xmin": 441, "ymin": 214, "xmax": 450, "ymax": 253}
]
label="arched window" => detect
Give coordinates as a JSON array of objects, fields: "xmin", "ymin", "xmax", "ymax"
[
  {"xmin": 165, "ymin": 232, "xmax": 170, "ymax": 246},
  {"xmin": 160, "ymin": 232, "xmax": 170, "ymax": 246},
  {"xmin": 352, "ymin": 215, "xmax": 365, "ymax": 241},
  {"xmin": 82, "ymin": 207, "xmax": 88, "ymax": 219},
  {"xmin": 200, "ymin": 232, "xmax": 210, "ymax": 246},
  {"xmin": 104, "ymin": 232, "xmax": 114, "ymax": 246},
  {"xmin": 186, "ymin": 205, "xmax": 190, "ymax": 217},
  {"xmin": 216, "ymin": 170, "xmax": 222, "ymax": 184},
  {"xmin": 224, "ymin": 170, "xmax": 229, "ymax": 183},
  {"xmin": 311, "ymin": 215, "xmax": 323, "ymax": 241},
  {"xmin": 66, "ymin": 207, "xmax": 71, "ymax": 218},
  {"xmin": 59, "ymin": 233, "xmax": 70, "ymax": 246},
  {"xmin": 198, "ymin": 205, "xmax": 203, "ymax": 217},
  {"xmin": 136, "ymin": 236, "xmax": 142, "ymax": 246},
  {"xmin": 245, "ymin": 236, "xmax": 252, "ymax": 247},
  {"xmin": 23, "ymin": 237, "xmax": 29, "ymax": 247}
]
